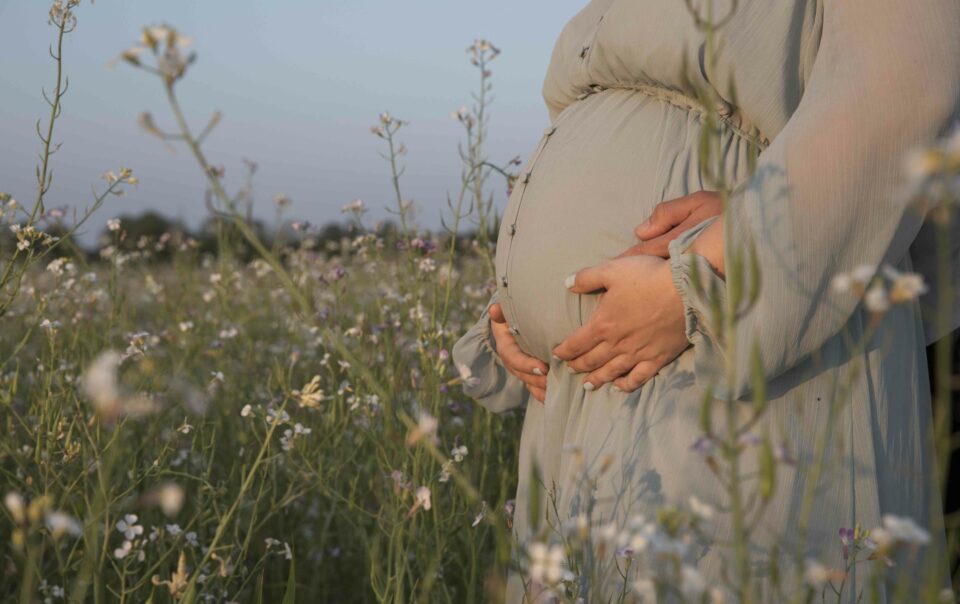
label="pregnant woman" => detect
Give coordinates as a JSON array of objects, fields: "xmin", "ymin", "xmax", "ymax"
[{"xmin": 453, "ymin": 0, "xmax": 960, "ymax": 601}]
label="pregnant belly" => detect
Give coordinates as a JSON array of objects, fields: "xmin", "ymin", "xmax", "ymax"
[{"xmin": 494, "ymin": 87, "xmax": 755, "ymax": 362}]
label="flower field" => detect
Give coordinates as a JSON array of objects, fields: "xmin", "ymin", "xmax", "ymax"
[{"xmin": 3, "ymin": 2, "xmax": 960, "ymax": 603}]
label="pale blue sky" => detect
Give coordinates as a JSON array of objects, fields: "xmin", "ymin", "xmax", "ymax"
[{"xmin": 0, "ymin": 0, "xmax": 585, "ymax": 243}]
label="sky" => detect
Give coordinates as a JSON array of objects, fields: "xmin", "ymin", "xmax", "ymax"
[{"xmin": 0, "ymin": 0, "xmax": 586, "ymax": 244}]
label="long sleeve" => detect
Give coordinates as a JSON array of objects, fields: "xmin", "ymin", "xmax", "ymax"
[
  {"xmin": 451, "ymin": 291, "xmax": 530, "ymax": 413},
  {"xmin": 668, "ymin": 0, "xmax": 960, "ymax": 400}
]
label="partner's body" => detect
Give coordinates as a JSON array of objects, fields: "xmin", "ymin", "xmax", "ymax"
[{"xmin": 454, "ymin": 0, "xmax": 960, "ymax": 600}]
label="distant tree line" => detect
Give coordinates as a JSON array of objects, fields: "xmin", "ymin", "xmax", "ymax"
[{"xmin": 0, "ymin": 210, "xmax": 493, "ymax": 264}]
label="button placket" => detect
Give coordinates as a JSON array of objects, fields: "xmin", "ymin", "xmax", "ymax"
[
  {"xmin": 578, "ymin": 14, "xmax": 605, "ymax": 63},
  {"xmin": 498, "ymin": 111, "xmax": 569, "ymax": 347}
]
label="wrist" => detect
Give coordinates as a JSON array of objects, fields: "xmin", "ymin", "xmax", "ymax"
[{"xmin": 687, "ymin": 217, "xmax": 725, "ymax": 278}]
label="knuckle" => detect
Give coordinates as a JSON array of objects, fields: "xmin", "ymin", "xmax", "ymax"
[{"xmin": 596, "ymin": 320, "xmax": 613, "ymax": 338}]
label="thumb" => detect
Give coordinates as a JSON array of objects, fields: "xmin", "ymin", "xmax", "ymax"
[
  {"xmin": 564, "ymin": 264, "xmax": 608, "ymax": 294},
  {"xmin": 488, "ymin": 302, "xmax": 506, "ymax": 324}
]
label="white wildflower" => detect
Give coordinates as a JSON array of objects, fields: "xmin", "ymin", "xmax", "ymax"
[
  {"xmin": 45, "ymin": 511, "xmax": 82, "ymax": 539},
  {"xmin": 341, "ymin": 198, "xmax": 366, "ymax": 215},
  {"xmin": 405, "ymin": 410, "xmax": 439, "ymax": 446},
  {"xmin": 293, "ymin": 375, "xmax": 325, "ymax": 409},
  {"xmin": 114, "ymin": 540, "xmax": 134, "ymax": 560},
  {"xmin": 830, "ymin": 273, "xmax": 853, "ymax": 293},
  {"xmin": 527, "ymin": 542, "xmax": 569, "ymax": 585},
  {"xmin": 116, "ymin": 514, "xmax": 144, "ymax": 540},
  {"xmin": 406, "ymin": 485, "xmax": 433, "ymax": 516},
  {"xmin": 155, "ymin": 483, "xmax": 185, "ymax": 517},
  {"xmin": 883, "ymin": 265, "xmax": 928, "ymax": 303},
  {"xmin": 451, "ymin": 445, "xmax": 468, "ymax": 462},
  {"xmin": 803, "ymin": 558, "xmax": 838, "ymax": 588},
  {"xmin": 870, "ymin": 514, "xmax": 931, "ymax": 548},
  {"xmin": 4, "ymin": 492, "xmax": 25, "ymax": 524},
  {"xmin": 864, "ymin": 283, "xmax": 890, "ymax": 313},
  {"xmin": 688, "ymin": 495, "xmax": 715, "ymax": 520},
  {"xmin": 456, "ymin": 363, "xmax": 480, "ymax": 388},
  {"xmin": 472, "ymin": 501, "xmax": 487, "ymax": 527}
]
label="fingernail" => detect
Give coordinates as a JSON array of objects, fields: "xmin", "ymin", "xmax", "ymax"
[
  {"xmin": 636, "ymin": 219, "xmax": 650, "ymax": 233},
  {"xmin": 564, "ymin": 274, "xmax": 576, "ymax": 289},
  {"xmin": 533, "ymin": 367, "xmax": 544, "ymax": 376},
  {"xmin": 611, "ymin": 385, "xmax": 622, "ymax": 393},
  {"xmin": 583, "ymin": 381, "xmax": 595, "ymax": 392},
  {"xmin": 551, "ymin": 353, "xmax": 561, "ymax": 361}
]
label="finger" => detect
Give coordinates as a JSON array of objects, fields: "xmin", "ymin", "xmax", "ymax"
[
  {"xmin": 564, "ymin": 263, "xmax": 609, "ymax": 294},
  {"xmin": 634, "ymin": 196, "xmax": 698, "ymax": 240},
  {"xmin": 492, "ymin": 325, "xmax": 550, "ymax": 376},
  {"xmin": 612, "ymin": 361, "xmax": 661, "ymax": 392},
  {"xmin": 516, "ymin": 370, "xmax": 548, "ymax": 391},
  {"xmin": 582, "ymin": 354, "xmax": 637, "ymax": 390},
  {"xmin": 630, "ymin": 211, "xmax": 721, "ymax": 258},
  {"xmin": 489, "ymin": 302, "xmax": 506, "ymax": 324},
  {"xmin": 630, "ymin": 232, "xmax": 677, "ymax": 258},
  {"xmin": 527, "ymin": 385, "xmax": 546, "ymax": 404},
  {"xmin": 504, "ymin": 361, "xmax": 547, "ymax": 389},
  {"xmin": 566, "ymin": 341, "xmax": 616, "ymax": 373},
  {"xmin": 495, "ymin": 332, "xmax": 549, "ymax": 379},
  {"xmin": 501, "ymin": 349, "xmax": 548, "ymax": 386},
  {"xmin": 614, "ymin": 244, "xmax": 644, "ymax": 259},
  {"xmin": 553, "ymin": 319, "xmax": 607, "ymax": 361}
]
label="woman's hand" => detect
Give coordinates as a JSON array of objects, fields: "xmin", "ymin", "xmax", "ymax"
[
  {"xmin": 616, "ymin": 191, "xmax": 723, "ymax": 259},
  {"xmin": 489, "ymin": 303, "xmax": 549, "ymax": 403},
  {"xmin": 552, "ymin": 255, "xmax": 689, "ymax": 392}
]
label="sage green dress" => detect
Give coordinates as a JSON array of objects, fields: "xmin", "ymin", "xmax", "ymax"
[{"xmin": 453, "ymin": 0, "xmax": 960, "ymax": 600}]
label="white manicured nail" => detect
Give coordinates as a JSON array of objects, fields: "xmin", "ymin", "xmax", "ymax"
[
  {"xmin": 533, "ymin": 367, "xmax": 544, "ymax": 376},
  {"xmin": 583, "ymin": 381, "xmax": 595, "ymax": 392},
  {"xmin": 564, "ymin": 274, "xmax": 576, "ymax": 289},
  {"xmin": 551, "ymin": 353, "xmax": 561, "ymax": 361},
  {"xmin": 611, "ymin": 385, "xmax": 622, "ymax": 393}
]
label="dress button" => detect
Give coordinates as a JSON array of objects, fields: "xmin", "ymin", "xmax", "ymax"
[
  {"xmin": 501, "ymin": 276, "xmax": 509, "ymax": 287},
  {"xmin": 580, "ymin": 45, "xmax": 590, "ymax": 59},
  {"xmin": 522, "ymin": 172, "xmax": 532, "ymax": 184},
  {"xmin": 543, "ymin": 125, "xmax": 557, "ymax": 137},
  {"xmin": 508, "ymin": 223, "xmax": 517, "ymax": 236},
  {"xmin": 714, "ymin": 99, "xmax": 733, "ymax": 118}
]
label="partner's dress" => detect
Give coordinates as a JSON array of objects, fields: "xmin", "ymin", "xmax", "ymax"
[{"xmin": 453, "ymin": 0, "xmax": 960, "ymax": 601}]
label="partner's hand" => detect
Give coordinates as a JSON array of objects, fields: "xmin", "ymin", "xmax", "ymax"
[
  {"xmin": 616, "ymin": 191, "xmax": 723, "ymax": 259},
  {"xmin": 489, "ymin": 303, "xmax": 549, "ymax": 403},
  {"xmin": 552, "ymin": 256, "xmax": 689, "ymax": 392}
]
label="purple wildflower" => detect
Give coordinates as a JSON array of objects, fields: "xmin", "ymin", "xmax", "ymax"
[
  {"xmin": 690, "ymin": 435, "xmax": 715, "ymax": 455},
  {"xmin": 839, "ymin": 527, "xmax": 854, "ymax": 559}
]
